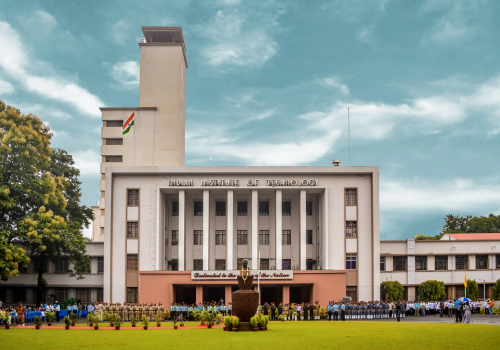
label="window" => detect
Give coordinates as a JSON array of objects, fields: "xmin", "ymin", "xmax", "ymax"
[
  {"xmin": 105, "ymin": 155, "xmax": 122, "ymax": 162},
  {"xmin": 455, "ymin": 285, "xmax": 465, "ymax": 298},
  {"xmin": 306, "ymin": 259, "xmax": 313, "ymax": 270},
  {"xmin": 346, "ymin": 255, "xmax": 357, "ymax": 270},
  {"xmin": 106, "ymin": 120, "xmax": 123, "ymax": 127},
  {"xmin": 98, "ymin": 257, "xmax": 104, "ymax": 273},
  {"xmin": 497, "ymin": 255, "xmax": 500, "ymax": 269},
  {"xmin": 128, "ymin": 189, "xmax": 139, "ymax": 206},
  {"xmin": 237, "ymin": 230, "xmax": 248, "ymax": 245},
  {"xmin": 478, "ymin": 284, "xmax": 488, "ymax": 300},
  {"xmin": 215, "ymin": 259, "xmax": 226, "ymax": 270},
  {"xmin": 416, "ymin": 256, "xmax": 427, "ymax": 271},
  {"xmin": 393, "ymin": 256, "xmax": 407, "ymax": 271},
  {"xmin": 97, "ymin": 289, "xmax": 103, "ymax": 302},
  {"xmin": 237, "ymin": 201, "xmax": 247, "ymax": 216},
  {"xmin": 105, "ymin": 138, "xmax": 123, "ymax": 145},
  {"xmin": 282, "ymin": 259, "xmax": 291, "ymax": 270},
  {"xmin": 127, "ymin": 255, "xmax": 138, "ymax": 271},
  {"xmin": 346, "ymin": 221, "xmax": 357, "ymax": 238},
  {"xmin": 435, "ymin": 256, "xmax": 448, "ymax": 270},
  {"xmin": 282, "ymin": 230, "xmax": 291, "ymax": 245},
  {"xmin": 380, "ymin": 257, "xmax": 385, "ymax": 271},
  {"xmin": 172, "ymin": 201, "xmax": 179, "ymax": 216},
  {"xmin": 193, "ymin": 259, "xmax": 203, "ymax": 270},
  {"xmin": 306, "ymin": 230, "xmax": 313, "ymax": 244},
  {"xmin": 346, "ymin": 286, "xmax": 357, "ymax": 302},
  {"xmin": 215, "ymin": 230, "xmax": 226, "ymax": 245},
  {"xmin": 127, "ymin": 287, "xmax": 138, "ymax": 303},
  {"xmin": 76, "ymin": 288, "xmax": 90, "ymax": 303},
  {"xmin": 259, "ymin": 201, "xmax": 269, "ymax": 216},
  {"xmin": 55, "ymin": 258, "xmax": 70, "ymax": 273},
  {"xmin": 476, "ymin": 255, "xmax": 488, "ymax": 269},
  {"xmin": 260, "ymin": 259, "xmax": 269, "ymax": 270},
  {"xmin": 237, "ymin": 259, "xmax": 245, "ymax": 270},
  {"xmin": 259, "ymin": 230, "xmax": 269, "ymax": 245},
  {"xmin": 172, "ymin": 230, "xmax": 179, "ymax": 246},
  {"xmin": 194, "ymin": 230, "xmax": 203, "ymax": 245},
  {"xmin": 54, "ymin": 288, "xmax": 69, "ymax": 303},
  {"xmin": 456, "ymin": 255, "xmax": 469, "ymax": 270},
  {"xmin": 282, "ymin": 201, "xmax": 291, "ymax": 216},
  {"xmin": 194, "ymin": 201, "xmax": 203, "ymax": 216},
  {"xmin": 127, "ymin": 222, "xmax": 138, "ymax": 238},
  {"xmin": 345, "ymin": 189, "xmax": 357, "ymax": 206},
  {"xmin": 171, "ymin": 259, "xmax": 178, "ymax": 271},
  {"xmin": 215, "ymin": 201, "xmax": 226, "ymax": 216},
  {"xmin": 306, "ymin": 201, "xmax": 312, "ymax": 216}
]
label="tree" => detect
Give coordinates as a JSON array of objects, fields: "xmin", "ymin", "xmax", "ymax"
[
  {"xmin": 380, "ymin": 281, "xmax": 405, "ymax": 301},
  {"xmin": 0, "ymin": 101, "xmax": 92, "ymax": 304},
  {"xmin": 414, "ymin": 233, "xmax": 442, "ymax": 240},
  {"xmin": 0, "ymin": 234, "xmax": 30, "ymax": 280},
  {"xmin": 443, "ymin": 214, "xmax": 500, "ymax": 233},
  {"xmin": 418, "ymin": 280, "xmax": 446, "ymax": 301},
  {"xmin": 466, "ymin": 279, "xmax": 478, "ymax": 300},
  {"xmin": 493, "ymin": 279, "xmax": 500, "ymax": 299}
]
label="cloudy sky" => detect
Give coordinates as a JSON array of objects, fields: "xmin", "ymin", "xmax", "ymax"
[{"xmin": 1, "ymin": 0, "xmax": 499, "ymax": 240}]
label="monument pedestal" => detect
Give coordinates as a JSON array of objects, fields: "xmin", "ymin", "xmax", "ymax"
[{"xmin": 237, "ymin": 322, "xmax": 254, "ymax": 332}]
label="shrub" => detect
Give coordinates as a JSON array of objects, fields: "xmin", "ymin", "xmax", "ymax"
[
  {"xmin": 34, "ymin": 316, "xmax": 43, "ymax": 327},
  {"xmin": 493, "ymin": 279, "xmax": 500, "ymax": 299},
  {"xmin": 380, "ymin": 281, "xmax": 405, "ymax": 301},
  {"xmin": 465, "ymin": 280, "xmax": 478, "ymax": 300},
  {"xmin": 250, "ymin": 316, "xmax": 258, "ymax": 328},
  {"xmin": 69, "ymin": 312, "xmax": 78, "ymax": 323},
  {"xmin": 418, "ymin": 280, "xmax": 446, "ymax": 301},
  {"xmin": 223, "ymin": 316, "xmax": 232, "ymax": 328},
  {"xmin": 114, "ymin": 316, "xmax": 123, "ymax": 328},
  {"xmin": 45, "ymin": 311, "xmax": 54, "ymax": 323},
  {"xmin": 64, "ymin": 316, "xmax": 71, "ymax": 327},
  {"xmin": 232, "ymin": 317, "xmax": 239, "ymax": 328},
  {"xmin": 263, "ymin": 316, "xmax": 269, "ymax": 326},
  {"xmin": 141, "ymin": 315, "xmax": 149, "ymax": 327},
  {"xmin": 260, "ymin": 317, "xmax": 266, "ymax": 327}
]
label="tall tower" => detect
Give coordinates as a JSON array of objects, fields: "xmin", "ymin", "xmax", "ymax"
[{"xmin": 92, "ymin": 27, "xmax": 187, "ymax": 242}]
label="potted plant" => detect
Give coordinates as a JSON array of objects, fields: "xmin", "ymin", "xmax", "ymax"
[
  {"xmin": 259, "ymin": 317, "xmax": 266, "ymax": 331},
  {"xmin": 109, "ymin": 313, "xmax": 115, "ymax": 327},
  {"xmin": 250, "ymin": 316, "xmax": 258, "ymax": 332},
  {"xmin": 114, "ymin": 316, "xmax": 123, "ymax": 330},
  {"xmin": 93, "ymin": 314, "xmax": 100, "ymax": 330},
  {"xmin": 223, "ymin": 316, "xmax": 232, "ymax": 331},
  {"xmin": 70, "ymin": 312, "xmax": 78, "ymax": 326},
  {"xmin": 64, "ymin": 316, "xmax": 71, "ymax": 330},
  {"xmin": 130, "ymin": 315, "xmax": 137, "ymax": 327},
  {"xmin": 173, "ymin": 315, "xmax": 178, "ymax": 330},
  {"xmin": 231, "ymin": 317, "xmax": 239, "ymax": 332},
  {"xmin": 141, "ymin": 315, "xmax": 149, "ymax": 330},
  {"xmin": 0, "ymin": 311, "xmax": 11, "ymax": 329},
  {"xmin": 155, "ymin": 313, "xmax": 162, "ymax": 327},
  {"xmin": 279, "ymin": 314, "xmax": 285, "ymax": 322},
  {"xmin": 88, "ymin": 313, "xmax": 94, "ymax": 327},
  {"xmin": 263, "ymin": 316, "xmax": 269, "ymax": 330},
  {"xmin": 45, "ymin": 311, "xmax": 54, "ymax": 326},
  {"xmin": 206, "ymin": 311, "xmax": 216, "ymax": 329},
  {"xmin": 34, "ymin": 316, "xmax": 43, "ymax": 329}
]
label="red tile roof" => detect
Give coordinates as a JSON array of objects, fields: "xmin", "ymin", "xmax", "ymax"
[{"xmin": 443, "ymin": 233, "xmax": 500, "ymax": 241}]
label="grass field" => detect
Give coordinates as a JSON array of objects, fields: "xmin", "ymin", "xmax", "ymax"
[{"xmin": 2, "ymin": 321, "xmax": 499, "ymax": 349}]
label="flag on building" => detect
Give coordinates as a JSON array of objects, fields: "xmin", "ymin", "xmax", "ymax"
[
  {"xmin": 464, "ymin": 272, "xmax": 467, "ymax": 287},
  {"xmin": 122, "ymin": 112, "xmax": 135, "ymax": 135}
]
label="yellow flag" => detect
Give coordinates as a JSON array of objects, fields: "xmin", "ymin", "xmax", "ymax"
[{"xmin": 464, "ymin": 272, "xmax": 467, "ymax": 287}]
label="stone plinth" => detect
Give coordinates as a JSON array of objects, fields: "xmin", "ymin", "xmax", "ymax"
[{"xmin": 232, "ymin": 275, "xmax": 259, "ymax": 324}]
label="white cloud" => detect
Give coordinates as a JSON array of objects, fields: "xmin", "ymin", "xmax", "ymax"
[
  {"xmin": 111, "ymin": 20, "xmax": 129, "ymax": 45},
  {"xmin": 13, "ymin": 103, "xmax": 72, "ymax": 119},
  {"xmin": 196, "ymin": 9, "xmax": 281, "ymax": 68},
  {"xmin": 73, "ymin": 149, "xmax": 101, "ymax": 176},
  {"xmin": 357, "ymin": 28, "xmax": 372, "ymax": 45},
  {"xmin": 0, "ymin": 78, "xmax": 15, "ymax": 94},
  {"xmin": 111, "ymin": 61, "xmax": 140, "ymax": 87},
  {"xmin": 0, "ymin": 21, "xmax": 104, "ymax": 117},
  {"xmin": 33, "ymin": 10, "xmax": 57, "ymax": 27},
  {"xmin": 82, "ymin": 224, "xmax": 92, "ymax": 239},
  {"xmin": 318, "ymin": 77, "xmax": 349, "ymax": 95},
  {"xmin": 216, "ymin": 0, "xmax": 242, "ymax": 5},
  {"xmin": 381, "ymin": 177, "xmax": 500, "ymax": 212}
]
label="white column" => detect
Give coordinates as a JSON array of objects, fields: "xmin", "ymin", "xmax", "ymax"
[
  {"xmin": 275, "ymin": 190, "xmax": 282, "ymax": 270},
  {"xmin": 203, "ymin": 190, "xmax": 209, "ymax": 270},
  {"xmin": 300, "ymin": 189, "xmax": 306, "ymax": 270},
  {"xmin": 178, "ymin": 190, "xmax": 185, "ymax": 271},
  {"xmin": 227, "ymin": 190, "xmax": 234, "ymax": 270},
  {"xmin": 252, "ymin": 189, "xmax": 258, "ymax": 270}
]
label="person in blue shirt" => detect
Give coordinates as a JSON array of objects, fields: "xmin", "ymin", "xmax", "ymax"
[
  {"xmin": 333, "ymin": 303, "xmax": 339, "ymax": 321},
  {"xmin": 341, "ymin": 303, "xmax": 346, "ymax": 321},
  {"xmin": 327, "ymin": 302, "xmax": 333, "ymax": 321},
  {"xmin": 454, "ymin": 299, "xmax": 461, "ymax": 323},
  {"xmin": 228, "ymin": 302, "xmax": 232, "ymax": 316}
]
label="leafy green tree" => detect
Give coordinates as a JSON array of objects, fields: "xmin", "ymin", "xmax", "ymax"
[
  {"xmin": 414, "ymin": 233, "xmax": 442, "ymax": 240},
  {"xmin": 380, "ymin": 281, "xmax": 405, "ymax": 301},
  {"xmin": 443, "ymin": 214, "xmax": 500, "ymax": 233},
  {"xmin": 418, "ymin": 280, "xmax": 446, "ymax": 301},
  {"xmin": 466, "ymin": 279, "xmax": 478, "ymax": 300},
  {"xmin": 0, "ymin": 234, "xmax": 30, "ymax": 280},
  {"xmin": 0, "ymin": 101, "xmax": 92, "ymax": 304},
  {"xmin": 493, "ymin": 279, "xmax": 500, "ymax": 299}
]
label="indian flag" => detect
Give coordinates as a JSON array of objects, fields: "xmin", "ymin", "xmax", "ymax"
[{"xmin": 122, "ymin": 112, "xmax": 135, "ymax": 135}]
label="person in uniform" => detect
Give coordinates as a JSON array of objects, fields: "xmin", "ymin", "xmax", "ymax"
[
  {"xmin": 263, "ymin": 302, "xmax": 269, "ymax": 317},
  {"xmin": 309, "ymin": 302, "xmax": 315, "ymax": 321},
  {"xmin": 16, "ymin": 302, "xmax": 25, "ymax": 326},
  {"xmin": 278, "ymin": 302, "xmax": 283, "ymax": 318},
  {"xmin": 270, "ymin": 302, "xmax": 276, "ymax": 321}
]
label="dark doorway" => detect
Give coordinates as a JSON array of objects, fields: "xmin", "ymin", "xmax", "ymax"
[
  {"xmin": 203, "ymin": 286, "xmax": 225, "ymax": 303},
  {"xmin": 290, "ymin": 285, "xmax": 310, "ymax": 304},
  {"xmin": 174, "ymin": 286, "xmax": 196, "ymax": 304},
  {"xmin": 260, "ymin": 286, "xmax": 282, "ymax": 304}
]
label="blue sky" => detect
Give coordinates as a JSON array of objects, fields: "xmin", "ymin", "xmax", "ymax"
[{"xmin": 1, "ymin": 0, "xmax": 499, "ymax": 240}]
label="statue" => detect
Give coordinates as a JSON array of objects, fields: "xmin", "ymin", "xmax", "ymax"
[{"xmin": 231, "ymin": 259, "xmax": 259, "ymax": 331}]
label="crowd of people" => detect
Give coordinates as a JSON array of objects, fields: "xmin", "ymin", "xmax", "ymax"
[{"xmin": 0, "ymin": 298, "xmax": 495, "ymax": 326}]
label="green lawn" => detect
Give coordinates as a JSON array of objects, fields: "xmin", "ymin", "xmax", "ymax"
[{"xmin": 2, "ymin": 321, "xmax": 499, "ymax": 349}]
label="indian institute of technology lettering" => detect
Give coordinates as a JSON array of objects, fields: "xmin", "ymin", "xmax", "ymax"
[{"xmin": 168, "ymin": 179, "xmax": 319, "ymax": 187}]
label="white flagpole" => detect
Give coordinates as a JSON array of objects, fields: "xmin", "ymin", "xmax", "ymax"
[
  {"xmin": 133, "ymin": 113, "xmax": 136, "ymax": 166},
  {"xmin": 258, "ymin": 251, "xmax": 261, "ymax": 294}
]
